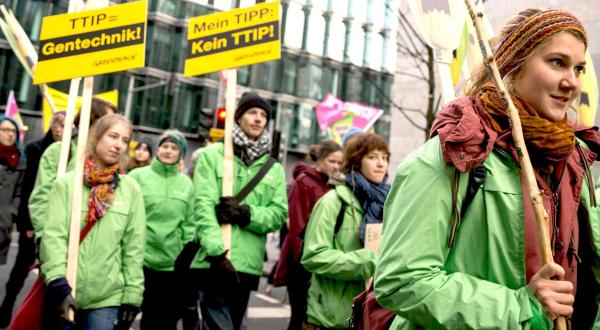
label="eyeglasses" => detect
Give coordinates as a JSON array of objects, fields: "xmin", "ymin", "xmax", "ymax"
[{"xmin": 0, "ymin": 128, "xmax": 17, "ymax": 134}]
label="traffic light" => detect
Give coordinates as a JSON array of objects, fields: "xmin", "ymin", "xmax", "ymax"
[{"xmin": 215, "ymin": 107, "xmax": 226, "ymax": 129}]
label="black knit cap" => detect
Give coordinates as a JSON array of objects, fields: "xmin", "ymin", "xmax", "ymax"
[{"xmin": 235, "ymin": 92, "xmax": 271, "ymax": 123}]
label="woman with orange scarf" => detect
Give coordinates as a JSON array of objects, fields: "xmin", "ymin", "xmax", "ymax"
[
  {"xmin": 40, "ymin": 114, "xmax": 146, "ymax": 330},
  {"xmin": 375, "ymin": 8, "xmax": 600, "ymax": 329}
]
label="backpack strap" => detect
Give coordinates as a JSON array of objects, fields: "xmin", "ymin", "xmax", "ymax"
[
  {"xmin": 234, "ymin": 157, "xmax": 277, "ymax": 203},
  {"xmin": 447, "ymin": 164, "xmax": 486, "ymax": 248},
  {"xmin": 334, "ymin": 201, "xmax": 347, "ymax": 234}
]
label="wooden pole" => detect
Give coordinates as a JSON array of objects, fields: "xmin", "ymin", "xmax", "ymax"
[
  {"xmin": 463, "ymin": 1, "xmax": 565, "ymax": 328},
  {"xmin": 65, "ymin": 77, "xmax": 93, "ymax": 313},
  {"xmin": 221, "ymin": 69, "xmax": 237, "ymax": 257},
  {"xmin": 56, "ymin": 78, "xmax": 81, "ymax": 176}
]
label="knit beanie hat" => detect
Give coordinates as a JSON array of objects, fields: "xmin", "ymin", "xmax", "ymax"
[
  {"xmin": 495, "ymin": 9, "xmax": 587, "ymax": 78},
  {"xmin": 158, "ymin": 129, "xmax": 188, "ymax": 159},
  {"xmin": 342, "ymin": 127, "xmax": 363, "ymax": 147},
  {"xmin": 235, "ymin": 92, "xmax": 271, "ymax": 123},
  {"xmin": 135, "ymin": 138, "xmax": 153, "ymax": 157}
]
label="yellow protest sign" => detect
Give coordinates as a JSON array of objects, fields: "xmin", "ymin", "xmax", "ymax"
[
  {"xmin": 184, "ymin": 1, "xmax": 280, "ymax": 76},
  {"xmin": 33, "ymin": 0, "xmax": 147, "ymax": 84},
  {"xmin": 42, "ymin": 87, "xmax": 118, "ymax": 132}
]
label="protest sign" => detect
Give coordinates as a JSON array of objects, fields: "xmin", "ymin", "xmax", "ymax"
[
  {"xmin": 184, "ymin": 1, "xmax": 280, "ymax": 76},
  {"xmin": 33, "ymin": 0, "xmax": 147, "ymax": 84}
]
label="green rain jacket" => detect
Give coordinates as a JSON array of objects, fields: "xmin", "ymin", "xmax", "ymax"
[
  {"xmin": 375, "ymin": 136, "xmax": 600, "ymax": 329},
  {"xmin": 29, "ymin": 139, "xmax": 77, "ymax": 239},
  {"xmin": 302, "ymin": 185, "xmax": 377, "ymax": 329},
  {"xmin": 40, "ymin": 171, "xmax": 146, "ymax": 309},
  {"xmin": 129, "ymin": 158, "xmax": 195, "ymax": 271},
  {"xmin": 189, "ymin": 142, "xmax": 287, "ymax": 276}
]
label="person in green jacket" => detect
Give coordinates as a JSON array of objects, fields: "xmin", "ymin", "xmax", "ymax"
[
  {"xmin": 376, "ymin": 9, "xmax": 600, "ymax": 329},
  {"xmin": 302, "ymin": 133, "xmax": 390, "ymax": 329},
  {"xmin": 29, "ymin": 97, "xmax": 117, "ymax": 240},
  {"xmin": 40, "ymin": 114, "xmax": 145, "ymax": 330},
  {"xmin": 190, "ymin": 92, "xmax": 287, "ymax": 330},
  {"xmin": 129, "ymin": 130, "xmax": 197, "ymax": 330}
]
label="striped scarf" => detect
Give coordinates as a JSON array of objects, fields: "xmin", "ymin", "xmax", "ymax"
[
  {"xmin": 479, "ymin": 84, "xmax": 575, "ymax": 162},
  {"xmin": 84, "ymin": 158, "xmax": 120, "ymax": 224},
  {"xmin": 233, "ymin": 124, "xmax": 272, "ymax": 165}
]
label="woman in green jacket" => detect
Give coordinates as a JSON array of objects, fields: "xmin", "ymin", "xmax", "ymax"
[
  {"xmin": 301, "ymin": 133, "xmax": 390, "ymax": 329},
  {"xmin": 129, "ymin": 130, "xmax": 196, "ymax": 329},
  {"xmin": 29, "ymin": 97, "xmax": 116, "ymax": 240},
  {"xmin": 376, "ymin": 9, "xmax": 600, "ymax": 329},
  {"xmin": 40, "ymin": 114, "xmax": 145, "ymax": 330}
]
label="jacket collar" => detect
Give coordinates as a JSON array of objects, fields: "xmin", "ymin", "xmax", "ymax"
[{"xmin": 150, "ymin": 157, "xmax": 179, "ymax": 176}]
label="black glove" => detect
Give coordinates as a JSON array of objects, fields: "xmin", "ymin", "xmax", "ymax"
[
  {"xmin": 214, "ymin": 197, "xmax": 251, "ymax": 227},
  {"xmin": 174, "ymin": 239, "xmax": 201, "ymax": 274},
  {"xmin": 205, "ymin": 251, "xmax": 240, "ymax": 290},
  {"xmin": 114, "ymin": 304, "xmax": 140, "ymax": 330},
  {"xmin": 47, "ymin": 277, "xmax": 78, "ymax": 324}
]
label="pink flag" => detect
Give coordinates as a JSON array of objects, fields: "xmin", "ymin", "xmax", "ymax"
[
  {"xmin": 5, "ymin": 90, "xmax": 26, "ymax": 141},
  {"xmin": 316, "ymin": 94, "xmax": 346, "ymax": 130}
]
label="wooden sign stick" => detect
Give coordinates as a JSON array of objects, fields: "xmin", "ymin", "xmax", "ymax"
[
  {"xmin": 464, "ymin": 1, "xmax": 565, "ymax": 328},
  {"xmin": 221, "ymin": 69, "xmax": 237, "ymax": 257}
]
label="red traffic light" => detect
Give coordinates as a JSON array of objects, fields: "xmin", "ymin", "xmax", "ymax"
[{"xmin": 217, "ymin": 108, "xmax": 226, "ymax": 120}]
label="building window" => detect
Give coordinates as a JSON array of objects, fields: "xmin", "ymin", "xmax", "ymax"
[
  {"xmin": 174, "ymin": 83, "xmax": 203, "ymax": 133},
  {"xmin": 147, "ymin": 21, "xmax": 176, "ymax": 71},
  {"xmin": 347, "ymin": 21, "xmax": 364, "ymax": 65},
  {"xmin": 321, "ymin": 65, "xmax": 340, "ymax": 97},
  {"xmin": 179, "ymin": 1, "xmax": 213, "ymax": 19},
  {"xmin": 250, "ymin": 61, "xmax": 277, "ymax": 91},
  {"xmin": 238, "ymin": 66, "xmax": 251, "ymax": 86},
  {"xmin": 366, "ymin": 32, "xmax": 383, "ymax": 70},
  {"xmin": 134, "ymin": 77, "xmax": 170, "ymax": 129},
  {"xmin": 326, "ymin": 14, "xmax": 345, "ymax": 61},
  {"xmin": 14, "ymin": 0, "xmax": 53, "ymax": 41},
  {"xmin": 213, "ymin": 0, "xmax": 234, "ymax": 11},
  {"xmin": 305, "ymin": 7, "xmax": 325, "ymax": 56},
  {"xmin": 150, "ymin": 0, "xmax": 179, "ymax": 17},
  {"xmin": 280, "ymin": 55, "xmax": 297, "ymax": 95},
  {"xmin": 342, "ymin": 67, "xmax": 362, "ymax": 102},
  {"xmin": 284, "ymin": 2, "xmax": 303, "ymax": 49},
  {"xmin": 292, "ymin": 103, "xmax": 315, "ymax": 151},
  {"xmin": 297, "ymin": 60, "xmax": 322, "ymax": 100}
]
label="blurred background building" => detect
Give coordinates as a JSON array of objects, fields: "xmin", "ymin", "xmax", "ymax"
[{"xmin": 0, "ymin": 0, "xmax": 399, "ymax": 175}]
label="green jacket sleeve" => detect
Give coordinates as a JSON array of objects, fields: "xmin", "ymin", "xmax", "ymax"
[
  {"xmin": 29, "ymin": 142, "xmax": 61, "ymax": 239},
  {"xmin": 193, "ymin": 148, "xmax": 225, "ymax": 257},
  {"xmin": 374, "ymin": 148, "xmax": 538, "ymax": 329},
  {"xmin": 301, "ymin": 191, "xmax": 376, "ymax": 282},
  {"xmin": 39, "ymin": 177, "xmax": 69, "ymax": 283},
  {"xmin": 120, "ymin": 177, "xmax": 146, "ymax": 306},
  {"xmin": 180, "ymin": 180, "xmax": 197, "ymax": 243},
  {"xmin": 244, "ymin": 164, "xmax": 288, "ymax": 235}
]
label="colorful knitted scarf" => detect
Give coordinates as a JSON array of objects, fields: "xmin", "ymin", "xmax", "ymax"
[
  {"xmin": 495, "ymin": 9, "xmax": 587, "ymax": 77},
  {"xmin": 479, "ymin": 84, "xmax": 575, "ymax": 162},
  {"xmin": 84, "ymin": 158, "xmax": 120, "ymax": 224}
]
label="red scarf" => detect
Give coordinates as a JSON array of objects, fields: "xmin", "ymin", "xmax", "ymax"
[
  {"xmin": 83, "ymin": 158, "xmax": 120, "ymax": 224},
  {"xmin": 0, "ymin": 144, "xmax": 19, "ymax": 169}
]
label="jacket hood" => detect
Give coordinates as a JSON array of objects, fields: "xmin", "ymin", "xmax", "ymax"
[
  {"xmin": 292, "ymin": 162, "xmax": 323, "ymax": 182},
  {"xmin": 429, "ymin": 96, "xmax": 497, "ymax": 172},
  {"xmin": 430, "ymin": 96, "xmax": 600, "ymax": 172}
]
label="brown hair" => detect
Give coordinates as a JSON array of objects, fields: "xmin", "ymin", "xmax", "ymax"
[
  {"xmin": 308, "ymin": 140, "xmax": 342, "ymax": 162},
  {"xmin": 341, "ymin": 133, "xmax": 390, "ymax": 174},
  {"xmin": 87, "ymin": 114, "xmax": 132, "ymax": 168},
  {"xmin": 74, "ymin": 97, "xmax": 118, "ymax": 128},
  {"xmin": 464, "ymin": 8, "xmax": 587, "ymax": 96}
]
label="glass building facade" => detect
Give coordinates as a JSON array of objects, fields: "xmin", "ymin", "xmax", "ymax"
[{"xmin": 0, "ymin": 0, "xmax": 396, "ymax": 157}]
